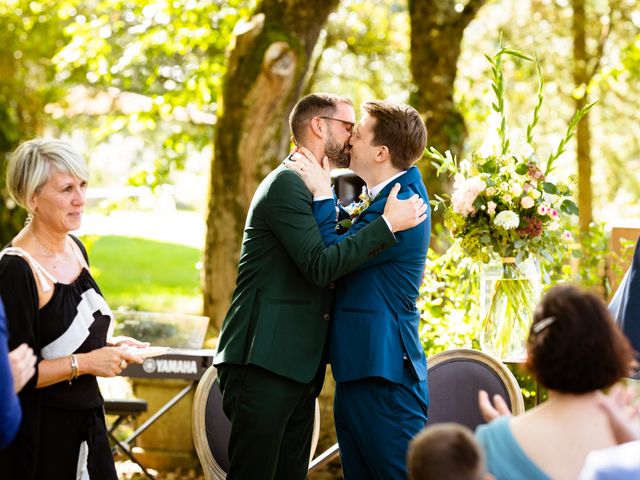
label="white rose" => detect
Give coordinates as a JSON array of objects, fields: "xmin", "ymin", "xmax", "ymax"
[{"xmin": 521, "ymin": 196, "xmax": 535, "ymax": 209}]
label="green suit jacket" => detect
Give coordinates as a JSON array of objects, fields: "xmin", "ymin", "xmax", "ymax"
[{"xmin": 213, "ymin": 164, "xmax": 396, "ymax": 384}]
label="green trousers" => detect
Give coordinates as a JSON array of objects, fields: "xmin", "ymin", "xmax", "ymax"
[{"xmin": 217, "ymin": 363, "xmax": 318, "ymax": 480}]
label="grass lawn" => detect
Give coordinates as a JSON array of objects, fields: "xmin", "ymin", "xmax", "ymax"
[{"xmin": 82, "ymin": 235, "xmax": 203, "ymax": 314}]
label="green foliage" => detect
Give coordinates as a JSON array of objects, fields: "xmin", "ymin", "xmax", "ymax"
[
  {"xmin": 0, "ymin": 0, "xmax": 72, "ymax": 241},
  {"xmin": 49, "ymin": 0, "xmax": 253, "ymax": 184},
  {"xmin": 418, "ymin": 250, "xmax": 481, "ymax": 357},
  {"xmin": 83, "ymin": 235, "xmax": 202, "ymax": 313},
  {"xmin": 307, "ymin": 0, "xmax": 411, "ymax": 104}
]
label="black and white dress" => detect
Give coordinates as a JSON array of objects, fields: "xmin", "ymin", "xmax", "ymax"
[{"xmin": 0, "ymin": 236, "xmax": 118, "ymax": 480}]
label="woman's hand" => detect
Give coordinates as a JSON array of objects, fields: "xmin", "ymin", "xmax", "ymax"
[
  {"xmin": 9, "ymin": 343, "xmax": 37, "ymax": 392},
  {"xmin": 78, "ymin": 346, "xmax": 143, "ymax": 378},
  {"xmin": 108, "ymin": 335, "xmax": 150, "ymax": 348},
  {"xmin": 597, "ymin": 384, "xmax": 640, "ymax": 444},
  {"xmin": 478, "ymin": 389, "xmax": 512, "ymax": 422}
]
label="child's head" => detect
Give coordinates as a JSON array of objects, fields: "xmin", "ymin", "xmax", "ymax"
[{"xmin": 407, "ymin": 423, "xmax": 493, "ymax": 480}]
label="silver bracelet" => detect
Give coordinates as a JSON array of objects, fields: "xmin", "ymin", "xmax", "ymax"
[{"xmin": 68, "ymin": 354, "xmax": 79, "ymax": 385}]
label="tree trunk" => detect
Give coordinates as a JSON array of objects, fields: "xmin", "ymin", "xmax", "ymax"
[
  {"xmin": 203, "ymin": 0, "xmax": 340, "ymax": 334},
  {"xmin": 572, "ymin": 0, "xmax": 593, "ymax": 233},
  {"xmin": 408, "ymin": 0, "xmax": 486, "ymax": 232}
]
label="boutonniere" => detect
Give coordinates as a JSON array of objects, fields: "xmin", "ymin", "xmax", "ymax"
[{"xmin": 337, "ymin": 187, "xmax": 373, "ymax": 232}]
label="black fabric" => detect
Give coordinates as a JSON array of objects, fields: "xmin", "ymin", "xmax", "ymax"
[
  {"xmin": 217, "ymin": 363, "xmax": 316, "ymax": 480},
  {"xmin": 206, "ymin": 378, "xmax": 231, "ymax": 472},
  {"xmin": 0, "ymin": 237, "xmax": 114, "ymax": 479},
  {"xmin": 36, "ymin": 405, "xmax": 117, "ymax": 480}
]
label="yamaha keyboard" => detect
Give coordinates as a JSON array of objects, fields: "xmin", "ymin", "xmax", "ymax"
[{"xmin": 121, "ymin": 348, "xmax": 215, "ymax": 381}]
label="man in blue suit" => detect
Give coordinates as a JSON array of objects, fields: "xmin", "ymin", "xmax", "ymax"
[
  {"xmin": 289, "ymin": 100, "xmax": 430, "ymax": 479},
  {"xmin": 609, "ymin": 237, "xmax": 640, "ymax": 374}
]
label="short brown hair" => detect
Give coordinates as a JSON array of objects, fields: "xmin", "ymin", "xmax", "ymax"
[
  {"xmin": 289, "ymin": 93, "xmax": 352, "ymax": 144},
  {"xmin": 362, "ymin": 100, "xmax": 427, "ymax": 170},
  {"xmin": 407, "ymin": 423, "xmax": 485, "ymax": 480},
  {"xmin": 526, "ymin": 284, "xmax": 634, "ymax": 393}
]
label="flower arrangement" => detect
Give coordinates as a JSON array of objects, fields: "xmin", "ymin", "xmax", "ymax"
[
  {"xmin": 428, "ymin": 47, "xmax": 593, "ymax": 266},
  {"xmin": 427, "ymin": 45, "xmax": 594, "ymax": 360}
]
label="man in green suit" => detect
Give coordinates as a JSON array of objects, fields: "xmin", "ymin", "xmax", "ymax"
[{"xmin": 213, "ymin": 93, "xmax": 427, "ymax": 480}]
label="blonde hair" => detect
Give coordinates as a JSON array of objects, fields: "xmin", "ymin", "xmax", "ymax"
[{"xmin": 6, "ymin": 139, "xmax": 89, "ymax": 213}]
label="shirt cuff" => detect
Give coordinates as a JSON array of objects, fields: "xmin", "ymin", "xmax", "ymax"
[
  {"xmin": 381, "ymin": 214, "xmax": 393, "ymax": 232},
  {"xmin": 313, "ymin": 195, "xmax": 334, "ymax": 202}
]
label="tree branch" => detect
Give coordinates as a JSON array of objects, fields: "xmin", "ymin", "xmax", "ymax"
[
  {"xmin": 458, "ymin": 0, "xmax": 487, "ymax": 30},
  {"xmin": 586, "ymin": 0, "xmax": 618, "ymax": 83}
]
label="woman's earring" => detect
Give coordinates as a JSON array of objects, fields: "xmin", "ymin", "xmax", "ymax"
[{"xmin": 24, "ymin": 212, "xmax": 34, "ymax": 226}]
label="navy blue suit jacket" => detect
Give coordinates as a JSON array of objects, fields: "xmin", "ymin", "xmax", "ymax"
[
  {"xmin": 0, "ymin": 298, "xmax": 21, "ymax": 448},
  {"xmin": 313, "ymin": 166, "xmax": 430, "ymax": 385},
  {"xmin": 609, "ymin": 237, "xmax": 640, "ymax": 357}
]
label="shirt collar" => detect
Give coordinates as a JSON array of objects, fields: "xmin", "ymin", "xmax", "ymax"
[{"xmin": 368, "ymin": 170, "xmax": 407, "ymax": 199}]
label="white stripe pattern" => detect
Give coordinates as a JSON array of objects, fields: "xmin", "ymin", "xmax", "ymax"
[{"xmin": 41, "ymin": 289, "xmax": 113, "ymax": 359}]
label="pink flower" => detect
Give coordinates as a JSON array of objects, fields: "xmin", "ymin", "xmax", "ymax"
[
  {"xmin": 527, "ymin": 163, "xmax": 545, "ymax": 180},
  {"xmin": 537, "ymin": 205, "xmax": 548, "ymax": 215},
  {"xmin": 563, "ymin": 230, "xmax": 573, "ymax": 240},
  {"xmin": 452, "ymin": 177, "xmax": 486, "ymax": 217},
  {"xmin": 549, "ymin": 209, "xmax": 559, "ymax": 219},
  {"xmin": 487, "ymin": 201, "xmax": 497, "ymax": 215}
]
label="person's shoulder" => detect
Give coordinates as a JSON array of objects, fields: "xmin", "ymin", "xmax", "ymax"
[
  {"xmin": 68, "ymin": 234, "xmax": 89, "ymax": 262},
  {"xmin": 0, "ymin": 251, "xmax": 35, "ymax": 288},
  {"xmin": 475, "ymin": 416, "xmax": 511, "ymax": 441},
  {"xmin": 265, "ymin": 164, "xmax": 308, "ymax": 200},
  {"xmin": 0, "ymin": 251, "xmax": 32, "ymax": 276}
]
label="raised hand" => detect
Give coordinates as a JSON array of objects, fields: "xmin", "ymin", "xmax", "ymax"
[
  {"xmin": 382, "ymin": 183, "xmax": 428, "ymax": 233},
  {"xmin": 9, "ymin": 343, "xmax": 36, "ymax": 393},
  {"xmin": 478, "ymin": 389, "xmax": 512, "ymax": 422},
  {"xmin": 596, "ymin": 384, "xmax": 640, "ymax": 444},
  {"xmin": 284, "ymin": 146, "xmax": 332, "ymax": 197}
]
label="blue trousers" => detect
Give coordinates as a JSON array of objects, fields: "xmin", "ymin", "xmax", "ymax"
[{"xmin": 334, "ymin": 362, "xmax": 428, "ymax": 480}]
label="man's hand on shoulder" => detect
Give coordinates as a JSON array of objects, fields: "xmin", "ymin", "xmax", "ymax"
[
  {"xmin": 382, "ymin": 183, "xmax": 428, "ymax": 233},
  {"xmin": 284, "ymin": 146, "xmax": 332, "ymax": 198}
]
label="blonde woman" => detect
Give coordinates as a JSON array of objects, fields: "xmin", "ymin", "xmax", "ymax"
[{"xmin": 0, "ymin": 139, "xmax": 144, "ymax": 480}]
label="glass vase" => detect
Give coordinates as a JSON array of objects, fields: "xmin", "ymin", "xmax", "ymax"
[{"xmin": 479, "ymin": 256, "xmax": 541, "ymax": 362}]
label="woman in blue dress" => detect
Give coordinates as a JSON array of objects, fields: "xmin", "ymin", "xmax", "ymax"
[{"xmin": 476, "ymin": 285, "xmax": 635, "ymax": 480}]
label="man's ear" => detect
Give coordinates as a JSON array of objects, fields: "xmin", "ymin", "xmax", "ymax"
[
  {"xmin": 375, "ymin": 145, "xmax": 390, "ymax": 164},
  {"xmin": 309, "ymin": 117, "xmax": 324, "ymax": 139}
]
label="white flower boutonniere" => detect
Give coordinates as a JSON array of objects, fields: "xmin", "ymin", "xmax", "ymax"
[{"xmin": 338, "ymin": 187, "xmax": 373, "ymax": 231}]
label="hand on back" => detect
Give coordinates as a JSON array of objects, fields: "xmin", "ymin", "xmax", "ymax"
[{"xmin": 383, "ymin": 183, "xmax": 428, "ymax": 233}]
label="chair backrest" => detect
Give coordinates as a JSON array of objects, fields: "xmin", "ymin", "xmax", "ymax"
[
  {"xmin": 426, "ymin": 348, "xmax": 524, "ymax": 431},
  {"xmin": 192, "ymin": 366, "xmax": 321, "ymax": 480}
]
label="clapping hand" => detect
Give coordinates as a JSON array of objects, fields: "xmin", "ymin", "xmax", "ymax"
[
  {"xmin": 596, "ymin": 383, "xmax": 640, "ymax": 444},
  {"xmin": 478, "ymin": 389, "xmax": 512, "ymax": 422}
]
